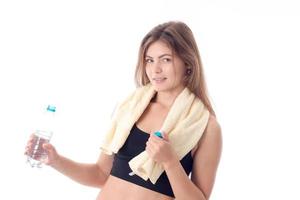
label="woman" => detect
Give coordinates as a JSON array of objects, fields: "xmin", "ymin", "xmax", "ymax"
[{"xmin": 25, "ymin": 21, "xmax": 222, "ymax": 200}]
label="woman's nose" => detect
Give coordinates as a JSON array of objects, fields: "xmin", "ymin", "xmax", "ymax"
[{"xmin": 153, "ymin": 61, "xmax": 162, "ymax": 73}]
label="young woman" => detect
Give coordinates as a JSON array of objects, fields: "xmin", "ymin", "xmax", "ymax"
[{"xmin": 25, "ymin": 21, "xmax": 222, "ymax": 200}]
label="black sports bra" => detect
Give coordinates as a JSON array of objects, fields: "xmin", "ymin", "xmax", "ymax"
[{"xmin": 110, "ymin": 123, "xmax": 194, "ymax": 198}]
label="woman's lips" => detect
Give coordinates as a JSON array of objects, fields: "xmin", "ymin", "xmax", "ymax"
[{"xmin": 153, "ymin": 77, "xmax": 167, "ymax": 84}]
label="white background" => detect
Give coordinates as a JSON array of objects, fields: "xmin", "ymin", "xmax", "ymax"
[{"xmin": 0, "ymin": 0, "xmax": 300, "ymax": 199}]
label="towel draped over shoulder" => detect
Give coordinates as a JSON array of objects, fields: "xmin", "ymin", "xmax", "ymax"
[{"xmin": 100, "ymin": 84, "xmax": 210, "ymax": 184}]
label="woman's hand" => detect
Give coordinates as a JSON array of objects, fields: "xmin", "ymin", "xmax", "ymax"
[
  {"xmin": 145, "ymin": 132, "xmax": 179, "ymax": 169},
  {"xmin": 24, "ymin": 133, "xmax": 60, "ymax": 167},
  {"xmin": 41, "ymin": 142, "xmax": 60, "ymax": 166}
]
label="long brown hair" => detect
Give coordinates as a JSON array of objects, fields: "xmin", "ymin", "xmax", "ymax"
[{"xmin": 134, "ymin": 21, "xmax": 216, "ymax": 116}]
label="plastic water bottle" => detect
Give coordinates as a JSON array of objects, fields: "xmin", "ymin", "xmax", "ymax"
[{"xmin": 27, "ymin": 105, "xmax": 56, "ymax": 168}]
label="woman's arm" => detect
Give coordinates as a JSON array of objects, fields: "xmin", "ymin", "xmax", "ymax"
[
  {"xmin": 163, "ymin": 115, "xmax": 222, "ymax": 200},
  {"xmin": 43, "ymin": 143, "xmax": 114, "ymax": 188}
]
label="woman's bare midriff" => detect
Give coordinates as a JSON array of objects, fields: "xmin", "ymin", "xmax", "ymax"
[{"xmin": 96, "ymin": 175, "xmax": 173, "ymax": 200}]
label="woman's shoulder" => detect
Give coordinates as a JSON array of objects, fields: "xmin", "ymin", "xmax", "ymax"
[
  {"xmin": 192, "ymin": 115, "xmax": 222, "ymax": 156},
  {"xmin": 205, "ymin": 115, "xmax": 222, "ymax": 137}
]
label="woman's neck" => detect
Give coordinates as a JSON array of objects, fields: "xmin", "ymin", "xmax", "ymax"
[{"xmin": 152, "ymin": 87, "xmax": 185, "ymax": 109}]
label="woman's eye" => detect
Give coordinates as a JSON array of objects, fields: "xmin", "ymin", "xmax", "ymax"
[
  {"xmin": 145, "ymin": 59, "xmax": 153, "ymax": 63},
  {"xmin": 162, "ymin": 58, "xmax": 171, "ymax": 62}
]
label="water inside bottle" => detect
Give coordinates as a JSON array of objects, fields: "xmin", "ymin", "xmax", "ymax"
[{"xmin": 27, "ymin": 131, "xmax": 51, "ymax": 168}]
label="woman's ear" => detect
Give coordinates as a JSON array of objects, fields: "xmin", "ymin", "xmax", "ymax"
[{"xmin": 186, "ymin": 67, "xmax": 192, "ymax": 76}]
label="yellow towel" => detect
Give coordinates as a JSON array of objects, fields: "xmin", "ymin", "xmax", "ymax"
[{"xmin": 100, "ymin": 83, "xmax": 210, "ymax": 184}]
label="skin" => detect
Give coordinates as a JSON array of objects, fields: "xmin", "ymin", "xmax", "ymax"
[{"xmin": 24, "ymin": 40, "xmax": 222, "ymax": 200}]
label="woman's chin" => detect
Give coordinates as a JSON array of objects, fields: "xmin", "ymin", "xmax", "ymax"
[
  {"xmin": 150, "ymin": 81, "xmax": 176, "ymax": 92},
  {"xmin": 152, "ymin": 85, "xmax": 169, "ymax": 92}
]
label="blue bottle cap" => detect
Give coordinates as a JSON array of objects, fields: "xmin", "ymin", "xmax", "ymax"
[
  {"xmin": 154, "ymin": 131, "xmax": 163, "ymax": 138},
  {"xmin": 47, "ymin": 105, "xmax": 56, "ymax": 112}
]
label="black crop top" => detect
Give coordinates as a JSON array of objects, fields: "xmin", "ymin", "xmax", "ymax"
[{"xmin": 110, "ymin": 123, "xmax": 194, "ymax": 198}]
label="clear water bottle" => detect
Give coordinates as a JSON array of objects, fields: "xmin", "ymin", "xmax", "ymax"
[{"xmin": 27, "ymin": 105, "xmax": 56, "ymax": 168}]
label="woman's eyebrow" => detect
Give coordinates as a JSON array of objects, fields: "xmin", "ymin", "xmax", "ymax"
[{"xmin": 145, "ymin": 54, "xmax": 172, "ymax": 58}]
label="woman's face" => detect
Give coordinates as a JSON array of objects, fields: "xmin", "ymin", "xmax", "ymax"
[{"xmin": 145, "ymin": 40, "xmax": 186, "ymax": 93}]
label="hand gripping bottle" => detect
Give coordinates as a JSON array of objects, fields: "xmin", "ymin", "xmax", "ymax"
[{"xmin": 27, "ymin": 105, "xmax": 56, "ymax": 168}]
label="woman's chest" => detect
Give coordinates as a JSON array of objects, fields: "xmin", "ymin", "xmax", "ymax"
[{"xmin": 136, "ymin": 103, "xmax": 169, "ymax": 134}]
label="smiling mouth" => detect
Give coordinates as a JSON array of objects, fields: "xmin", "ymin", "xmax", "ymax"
[
  {"xmin": 153, "ymin": 77, "xmax": 167, "ymax": 84},
  {"xmin": 153, "ymin": 78, "xmax": 167, "ymax": 81}
]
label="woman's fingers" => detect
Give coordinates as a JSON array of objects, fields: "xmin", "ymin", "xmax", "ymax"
[
  {"xmin": 24, "ymin": 135, "xmax": 36, "ymax": 155},
  {"xmin": 41, "ymin": 143, "xmax": 58, "ymax": 165}
]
